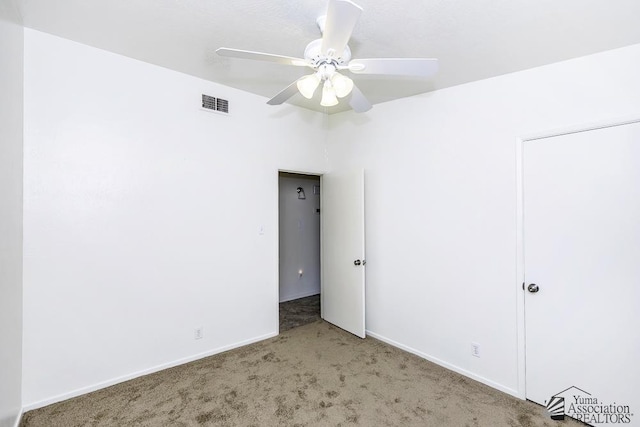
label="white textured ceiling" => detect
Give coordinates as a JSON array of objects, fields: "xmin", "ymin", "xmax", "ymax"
[{"xmin": 17, "ymin": 0, "xmax": 640, "ymax": 114}]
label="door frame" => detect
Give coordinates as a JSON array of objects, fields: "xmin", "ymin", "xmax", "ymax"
[
  {"xmin": 514, "ymin": 114, "xmax": 640, "ymax": 400},
  {"xmin": 276, "ymin": 168, "xmax": 327, "ymax": 327}
]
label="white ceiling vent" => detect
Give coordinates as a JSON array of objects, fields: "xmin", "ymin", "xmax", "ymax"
[
  {"xmin": 216, "ymin": 97, "xmax": 229, "ymax": 114},
  {"xmin": 201, "ymin": 94, "xmax": 229, "ymax": 114}
]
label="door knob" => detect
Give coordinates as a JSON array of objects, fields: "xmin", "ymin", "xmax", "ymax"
[
  {"xmin": 354, "ymin": 259, "xmax": 362, "ymax": 266},
  {"xmin": 527, "ymin": 283, "xmax": 539, "ymax": 293}
]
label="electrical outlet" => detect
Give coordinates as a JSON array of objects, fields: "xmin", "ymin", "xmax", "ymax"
[
  {"xmin": 471, "ymin": 342, "xmax": 481, "ymax": 358},
  {"xmin": 195, "ymin": 327, "xmax": 203, "ymax": 340}
]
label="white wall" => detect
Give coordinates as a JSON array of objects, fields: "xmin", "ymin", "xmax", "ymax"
[
  {"xmin": 0, "ymin": 3, "xmax": 23, "ymax": 426},
  {"xmin": 22, "ymin": 29, "xmax": 328, "ymax": 408},
  {"xmin": 278, "ymin": 173, "xmax": 321, "ymax": 302},
  {"xmin": 328, "ymin": 43, "xmax": 640, "ymax": 397}
]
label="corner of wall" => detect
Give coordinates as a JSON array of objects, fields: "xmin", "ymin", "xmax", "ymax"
[{"xmin": 0, "ymin": 7, "xmax": 24, "ymax": 427}]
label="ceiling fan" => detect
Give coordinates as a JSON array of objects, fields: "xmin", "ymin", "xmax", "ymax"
[{"xmin": 216, "ymin": 0, "xmax": 438, "ymax": 113}]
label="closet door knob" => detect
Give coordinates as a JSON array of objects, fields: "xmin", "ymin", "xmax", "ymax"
[{"xmin": 354, "ymin": 259, "xmax": 362, "ymax": 266}]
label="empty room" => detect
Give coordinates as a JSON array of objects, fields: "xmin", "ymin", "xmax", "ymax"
[{"xmin": 1, "ymin": 0, "xmax": 639, "ymax": 426}]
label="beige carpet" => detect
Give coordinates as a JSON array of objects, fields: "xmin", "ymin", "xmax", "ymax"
[{"xmin": 21, "ymin": 321, "xmax": 581, "ymax": 426}]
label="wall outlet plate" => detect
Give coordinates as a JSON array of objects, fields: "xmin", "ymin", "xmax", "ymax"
[{"xmin": 195, "ymin": 327, "xmax": 203, "ymax": 340}]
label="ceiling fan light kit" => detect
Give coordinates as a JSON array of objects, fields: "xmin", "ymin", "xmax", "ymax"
[
  {"xmin": 321, "ymin": 80, "xmax": 340, "ymax": 107},
  {"xmin": 330, "ymin": 72, "xmax": 354, "ymax": 98},
  {"xmin": 296, "ymin": 73, "xmax": 321, "ymax": 99},
  {"xmin": 216, "ymin": 0, "xmax": 438, "ymax": 113}
]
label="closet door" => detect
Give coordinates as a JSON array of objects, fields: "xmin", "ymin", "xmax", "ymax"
[{"xmin": 524, "ymin": 122, "xmax": 640, "ymax": 423}]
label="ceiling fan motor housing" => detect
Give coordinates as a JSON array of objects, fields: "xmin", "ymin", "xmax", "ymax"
[{"xmin": 304, "ymin": 39, "xmax": 351, "ymax": 68}]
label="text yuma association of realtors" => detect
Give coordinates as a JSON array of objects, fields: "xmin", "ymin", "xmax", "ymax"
[{"xmin": 568, "ymin": 395, "xmax": 633, "ymax": 424}]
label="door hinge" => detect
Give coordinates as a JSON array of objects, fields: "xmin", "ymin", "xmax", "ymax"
[{"xmin": 522, "ymin": 282, "xmax": 525, "ymax": 290}]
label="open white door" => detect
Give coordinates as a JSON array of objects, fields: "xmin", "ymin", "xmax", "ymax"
[
  {"xmin": 524, "ymin": 122, "xmax": 640, "ymax": 424},
  {"xmin": 321, "ymin": 169, "xmax": 366, "ymax": 338}
]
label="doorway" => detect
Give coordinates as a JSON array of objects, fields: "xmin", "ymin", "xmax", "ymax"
[
  {"xmin": 277, "ymin": 168, "xmax": 367, "ymax": 338},
  {"xmin": 278, "ymin": 172, "xmax": 322, "ymax": 332}
]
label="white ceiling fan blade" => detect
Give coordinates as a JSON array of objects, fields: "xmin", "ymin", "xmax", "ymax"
[
  {"xmin": 349, "ymin": 84, "xmax": 372, "ymax": 113},
  {"xmin": 348, "ymin": 58, "xmax": 439, "ymax": 77},
  {"xmin": 267, "ymin": 79, "xmax": 303, "ymax": 105},
  {"xmin": 217, "ymin": 48, "xmax": 308, "ymax": 67},
  {"xmin": 321, "ymin": 0, "xmax": 363, "ymax": 57}
]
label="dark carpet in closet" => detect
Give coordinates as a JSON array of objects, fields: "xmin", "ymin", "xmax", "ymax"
[{"xmin": 279, "ymin": 294, "xmax": 320, "ymax": 332}]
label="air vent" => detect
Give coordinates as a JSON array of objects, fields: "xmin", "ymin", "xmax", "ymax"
[
  {"xmin": 202, "ymin": 94, "xmax": 216, "ymax": 110},
  {"xmin": 216, "ymin": 98, "xmax": 229, "ymax": 114},
  {"xmin": 201, "ymin": 94, "xmax": 229, "ymax": 114}
]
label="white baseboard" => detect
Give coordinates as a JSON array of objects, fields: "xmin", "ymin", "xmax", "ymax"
[
  {"xmin": 279, "ymin": 290, "xmax": 320, "ymax": 303},
  {"xmin": 23, "ymin": 328, "xmax": 521, "ymax": 414},
  {"xmin": 12, "ymin": 408, "xmax": 23, "ymax": 427},
  {"xmin": 23, "ymin": 331, "xmax": 278, "ymax": 412},
  {"xmin": 365, "ymin": 329, "xmax": 522, "ymax": 399}
]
